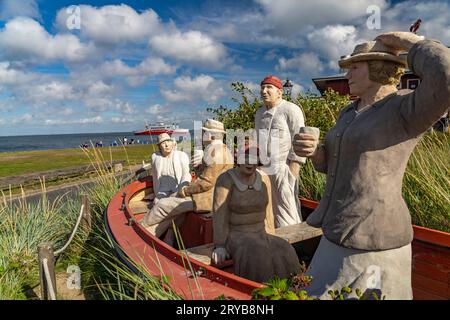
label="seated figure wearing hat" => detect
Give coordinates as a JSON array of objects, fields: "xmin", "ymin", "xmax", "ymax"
[
  {"xmin": 141, "ymin": 119, "xmax": 234, "ymax": 246},
  {"xmin": 151, "ymin": 133, "xmax": 191, "ymax": 203}
]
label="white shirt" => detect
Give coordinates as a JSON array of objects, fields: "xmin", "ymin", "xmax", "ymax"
[
  {"xmin": 151, "ymin": 150, "xmax": 191, "ymax": 200},
  {"xmin": 255, "ymin": 99, "xmax": 306, "ymax": 166}
]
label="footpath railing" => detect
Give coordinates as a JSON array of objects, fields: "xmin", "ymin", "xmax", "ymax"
[{"xmin": 37, "ymin": 194, "xmax": 92, "ymax": 300}]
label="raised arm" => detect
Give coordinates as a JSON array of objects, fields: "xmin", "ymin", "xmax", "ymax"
[{"xmin": 376, "ymin": 32, "xmax": 450, "ymax": 136}]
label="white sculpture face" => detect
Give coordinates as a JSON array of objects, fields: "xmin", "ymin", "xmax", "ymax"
[
  {"xmin": 260, "ymin": 84, "xmax": 282, "ymax": 107},
  {"xmin": 345, "ymin": 61, "xmax": 378, "ymax": 96},
  {"xmin": 159, "ymin": 140, "xmax": 174, "ymax": 156},
  {"xmin": 237, "ymin": 163, "xmax": 257, "ymax": 177}
]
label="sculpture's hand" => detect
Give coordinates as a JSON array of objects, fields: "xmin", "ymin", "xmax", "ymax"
[
  {"xmin": 293, "ymin": 133, "xmax": 319, "ymax": 158},
  {"xmin": 375, "ymin": 31, "xmax": 425, "ymax": 52},
  {"xmin": 177, "ymin": 186, "xmax": 187, "ymax": 198},
  {"xmin": 191, "ymin": 149, "xmax": 204, "ymax": 168},
  {"xmin": 212, "ymin": 247, "xmax": 230, "ymax": 265}
]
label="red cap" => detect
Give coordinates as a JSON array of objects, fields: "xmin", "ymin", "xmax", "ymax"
[{"xmin": 260, "ymin": 75, "xmax": 282, "ymax": 90}]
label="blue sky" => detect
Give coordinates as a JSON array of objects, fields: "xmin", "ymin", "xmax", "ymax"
[{"xmin": 0, "ymin": 0, "xmax": 449, "ymax": 136}]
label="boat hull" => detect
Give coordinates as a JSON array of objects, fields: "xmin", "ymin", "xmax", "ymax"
[
  {"xmin": 134, "ymin": 129, "xmax": 190, "ymax": 136},
  {"xmin": 106, "ymin": 177, "xmax": 450, "ymax": 300}
]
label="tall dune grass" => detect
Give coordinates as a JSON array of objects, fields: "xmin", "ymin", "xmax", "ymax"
[
  {"xmin": 70, "ymin": 144, "xmax": 182, "ymax": 300},
  {"xmin": 298, "ymin": 132, "xmax": 449, "ymax": 233},
  {"xmin": 403, "ymin": 132, "xmax": 449, "ymax": 232},
  {"xmin": 0, "ymin": 185, "xmax": 79, "ymax": 299}
]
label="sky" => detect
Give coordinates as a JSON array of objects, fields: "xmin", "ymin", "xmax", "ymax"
[{"xmin": 0, "ymin": 0, "xmax": 449, "ymax": 136}]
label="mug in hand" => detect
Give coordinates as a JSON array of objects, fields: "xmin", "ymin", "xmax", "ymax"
[{"xmin": 299, "ymin": 126, "xmax": 320, "ymax": 140}]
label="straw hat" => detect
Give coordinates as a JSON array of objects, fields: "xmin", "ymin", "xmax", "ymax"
[
  {"xmin": 338, "ymin": 40, "xmax": 407, "ymax": 69},
  {"xmin": 157, "ymin": 133, "xmax": 172, "ymax": 144},
  {"xmin": 202, "ymin": 119, "xmax": 225, "ymax": 133}
]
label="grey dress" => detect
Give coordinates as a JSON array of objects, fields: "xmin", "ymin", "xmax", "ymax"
[
  {"xmin": 213, "ymin": 169, "xmax": 300, "ymax": 283},
  {"xmin": 306, "ymin": 39, "xmax": 450, "ymax": 299}
]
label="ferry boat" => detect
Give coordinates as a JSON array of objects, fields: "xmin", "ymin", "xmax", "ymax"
[{"xmin": 134, "ymin": 122, "xmax": 190, "ymax": 136}]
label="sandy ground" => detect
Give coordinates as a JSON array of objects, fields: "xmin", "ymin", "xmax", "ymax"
[{"xmin": 29, "ymin": 272, "xmax": 86, "ymax": 300}]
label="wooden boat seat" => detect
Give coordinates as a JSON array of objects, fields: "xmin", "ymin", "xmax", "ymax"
[
  {"xmin": 275, "ymin": 222, "xmax": 323, "ymax": 244},
  {"xmin": 183, "ymin": 222, "xmax": 322, "ymax": 266},
  {"xmin": 183, "ymin": 243, "xmax": 233, "ymax": 268}
]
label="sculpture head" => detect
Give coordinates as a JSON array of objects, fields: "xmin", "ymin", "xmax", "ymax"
[
  {"xmin": 260, "ymin": 75, "xmax": 283, "ymax": 108},
  {"xmin": 202, "ymin": 119, "xmax": 225, "ymax": 146},
  {"xmin": 157, "ymin": 133, "xmax": 174, "ymax": 157},
  {"xmin": 339, "ymin": 40, "xmax": 406, "ymax": 96},
  {"xmin": 237, "ymin": 145, "xmax": 261, "ymax": 176}
]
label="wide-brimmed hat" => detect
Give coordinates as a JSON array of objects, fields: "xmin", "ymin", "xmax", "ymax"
[
  {"xmin": 202, "ymin": 119, "xmax": 225, "ymax": 133},
  {"xmin": 157, "ymin": 133, "xmax": 173, "ymax": 145},
  {"xmin": 338, "ymin": 40, "xmax": 407, "ymax": 69}
]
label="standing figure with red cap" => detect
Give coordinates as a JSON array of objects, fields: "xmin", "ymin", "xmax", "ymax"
[{"xmin": 255, "ymin": 75, "xmax": 306, "ymax": 227}]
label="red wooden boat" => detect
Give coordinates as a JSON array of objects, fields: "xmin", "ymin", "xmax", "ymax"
[{"xmin": 105, "ymin": 176, "xmax": 450, "ymax": 300}]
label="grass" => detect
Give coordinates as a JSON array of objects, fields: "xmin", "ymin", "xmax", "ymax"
[
  {"xmin": 403, "ymin": 132, "xmax": 450, "ymax": 232},
  {"xmin": 0, "ymin": 145, "xmax": 154, "ymax": 178},
  {"xmin": 299, "ymin": 131, "xmax": 449, "ymax": 233},
  {"xmin": 0, "ymin": 187, "xmax": 80, "ymax": 299},
  {"xmin": 66, "ymin": 146, "xmax": 183, "ymax": 300}
]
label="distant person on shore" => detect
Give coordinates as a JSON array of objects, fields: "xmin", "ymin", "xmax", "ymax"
[
  {"xmin": 255, "ymin": 75, "xmax": 306, "ymax": 227},
  {"xmin": 141, "ymin": 119, "xmax": 233, "ymax": 246},
  {"xmin": 123, "ymin": 137, "xmax": 128, "ymax": 145}
]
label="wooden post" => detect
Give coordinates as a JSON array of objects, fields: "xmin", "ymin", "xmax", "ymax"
[
  {"xmin": 81, "ymin": 194, "xmax": 92, "ymax": 232},
  {"xmin": 38, "ymin": 242, "xmax": 57, "ymax": 300}
]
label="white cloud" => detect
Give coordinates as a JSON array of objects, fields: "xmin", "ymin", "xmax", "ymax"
[
  {"xmin": 19, "ymin": 81, "xmax": 76, "ymax": 103},
  {"xmin": 12, "ymin": 113, "xmax": 33, "ymax": 124},
  {"xmin": 60, "ymin": 108, "xmax": 75, "ymax": 116},
  {"xmin": 0, "ymin": 17, "xmax": 97, "ymax": 64},
  {"xmin": 0, "ymin": 61, "xmax": 36, "ymax": 85},
  {"xmin": 291, "ymin": 83, "xmax": 305, "ymax": 98},
  {"xmin": 44, "ymin": 116, "xmax": 104, "ymax": 126},
  {"xmin": 243, "ymin": 81, "xmax": 261, "ymax": 95},
  {"xmin": 110, "ymin": 117, "xmax": 133, "ymax": 124},
  {"xmin": 307, "ymin": 25, "xmax": 360, "ymax": 70},
  {"xmin": 56, "ymin": 4, "xmax": 163, "ymax": 46},
  {"xmin": 151, "ymin": 30, "xmax": 228, "ymax": 67},
  {"xmin": 277, "ymin": 52, "xmax": 324, "ymax": 76},
  {"xmin": 255, "ymin": 0, "xmax": 387, "ymax": 34},
  {"xmin": 0, "ymin": 0, "xmax": 41, "ymax": 21},
  {"xmin": 145, "ymin": 104, "xmax": 165, "ymax": 115},
  {"xmin": 118, "ymin": 101, "xmax": 136, "ymax": 115},
  {"xmin": 381, "ymin": 1, "xmax": 450, "ymax": 45},
  {"xmin": 96, "ymin": 57, "xmax": 176, "ymax": 86},
  {"xmin": 86, "ymin": 81, "xmax": 116, "ymax": 96},
  {"xmin": 161, "ymin": 75, "xmax": 226, "ymax": 104}
]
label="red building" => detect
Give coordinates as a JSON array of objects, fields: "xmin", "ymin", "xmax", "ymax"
[
  {"xmin": 312, "ymin": 71, "xmax": 420, "ymax": 99},
  {"xmin": 312, "ymin": 71, "xmax": 448, "ymax": 131}
]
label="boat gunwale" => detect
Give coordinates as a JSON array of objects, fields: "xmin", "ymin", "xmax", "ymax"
[
  {"xmin": 107, "ymin": 177, "xmax": 264, "ymax": 299},
  {"xmin": 107, "ymin": 176, "xmax": 450, "ymax": 300}
]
